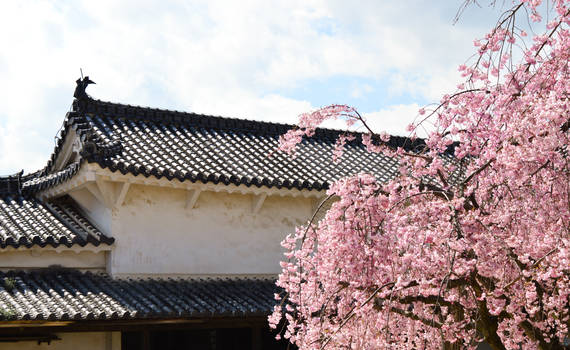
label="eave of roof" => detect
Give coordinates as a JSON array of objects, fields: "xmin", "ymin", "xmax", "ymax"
[{"xmin": 0, "ymin": 270, "xmax": 278, "ymax": 321}]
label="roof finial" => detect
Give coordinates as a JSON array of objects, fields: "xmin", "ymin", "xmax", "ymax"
[
  {"xmin": 73, "ymin": 75, "xmax": 95, "ymax": 101},
  {"xmin": 0, "ymin": 170, "xmax": 23, "ymax": 196}
]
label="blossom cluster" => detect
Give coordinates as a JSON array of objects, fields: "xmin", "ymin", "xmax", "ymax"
[{"xmin": 271, "ymin": 1, "xmax": 569, "ymax": 349}]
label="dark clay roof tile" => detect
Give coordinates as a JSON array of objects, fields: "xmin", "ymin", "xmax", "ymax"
[
  {"xmin": 0, "ymin": 195, "xmax": 112, "ymax": 249},
  {"xmin": 0, "ymin": 270, "xmax": 279, "ymax": 321}
]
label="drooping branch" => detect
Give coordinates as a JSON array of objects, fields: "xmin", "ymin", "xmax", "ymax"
[
  {"xmin": 390, "ymin": 306, "xmax": 443, "ymax": 329},
  {"xmin": 271, "ymin": 2, "xmax": 570, "ymax": 349}
]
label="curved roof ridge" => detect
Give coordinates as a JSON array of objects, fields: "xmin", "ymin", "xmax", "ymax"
[
  {"xmin": 74, "ymin": 97, "xmax": 426, "ymax": 149},
  {"xmin": 22, "ymin": 161, "xmax": 80, "ymax": 195}
]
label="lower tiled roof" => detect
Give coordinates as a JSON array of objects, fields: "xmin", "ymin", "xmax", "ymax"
[
  {"xmin": 0, "ymin": 195, "xmax": 113, "ymax": 249},
  {"xmin": 0, "ymin": 270, "xmax": 278, "ymax": 321}
]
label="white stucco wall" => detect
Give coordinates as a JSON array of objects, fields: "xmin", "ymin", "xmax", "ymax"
[
  {"xmin": 107, "ymin": 184, "xmax": 312, "ymax": 276},
  {"xmin": 68, "ymin": 187, "xmax": 112, "ymax": 236},
  {"xmin": 0, "ymin": 250, "xmax": 106, "ymax": 271},
  {"xmin": 0, "ymin": 332, "xmax": 119, "ymax": 350}
]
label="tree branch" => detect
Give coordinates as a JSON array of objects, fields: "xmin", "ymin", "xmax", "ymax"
[{"xmin": 390, "ymin": 306, "xmax": 443, "ymax": 329}]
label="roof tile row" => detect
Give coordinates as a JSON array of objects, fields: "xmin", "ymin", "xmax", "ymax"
[
  {"xmin": 0, "ymin": 270, "xmax": 277, "ymax": 320},
  {"xmin": 88, "ymin": 99, "xmax": 416, "ymax": 190}
]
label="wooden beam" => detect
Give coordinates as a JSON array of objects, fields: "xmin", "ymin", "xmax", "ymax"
[
  {"xmin": 115, "ymin": 182, "xmax": 131, "ymax": 207},
  {"xmin": 142, "ymin": 330, "xmax": 150, "ymax": 350},
  {"xmin": 252, "ymin": 326, "xmax": 262, "ymax": 350},
  {"xmin": 95, "ymin": 177, "xmax": 116, "ymax": 208},
  {"xmin": 105, "ymin": 331, "xmax": 121, "ymax": 350},
  {"xmin": 185, "ymin": 189, "xmax": 201, "ymax": 209},
  {"xmin": 0, "ymin": 316, "xmax": 268, "ymax": 333},
  {"xmin": 85, "ymin": 183, "xmax": 107, "ymax": 207},
  {"xmin": 252, "ymin": 194, "xmax": 267, "ymax": 214}
]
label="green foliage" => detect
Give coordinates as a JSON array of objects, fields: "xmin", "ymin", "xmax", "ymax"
[{"xmin": 3, "ymin": 277, "xmax": 15, "ymax": 292}]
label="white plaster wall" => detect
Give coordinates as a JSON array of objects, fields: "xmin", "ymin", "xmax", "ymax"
[
  {"xmin": 0, "ymin": 332, "xmax": 118, "ymax": 350},
  {"xmin": 108, "ymin": 184, "xmax": 312, "ymax": 276},
  {"xmin": 0, "ymin": 250, "xmax": 106, "ymax": 271},
  {"xmin": 69, "ymin": 187, "xmax": 112, "ymax": 236}
]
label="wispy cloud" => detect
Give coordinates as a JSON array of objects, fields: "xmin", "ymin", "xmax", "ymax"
[{"xmin": 0, "ymin": 0, "xmax": 507, "ymax": 173}]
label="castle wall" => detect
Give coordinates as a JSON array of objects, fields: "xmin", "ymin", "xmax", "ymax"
[
  {"xmin": 0, "ymin": 250, "xmax": 106, "ymax": 271},
  {"xmin": 106, "ymin": 184, "xmax": 312, "ymax": 277}
]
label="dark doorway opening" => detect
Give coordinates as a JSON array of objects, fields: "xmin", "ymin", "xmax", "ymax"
[{"xmin": 122, "ymin": 326, "xmax": 293, "ymax": 350}]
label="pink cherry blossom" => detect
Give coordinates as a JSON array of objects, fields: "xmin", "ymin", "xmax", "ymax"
[{"xmin": 271, "ymin": 1, "xmax": 570, "ymax": 349}]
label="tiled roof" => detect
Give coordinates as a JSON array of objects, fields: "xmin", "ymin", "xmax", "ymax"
[
  {"xmin": 0, "ymin": 194, "xmax": 113, "ymax": 249},
  {"xmin": 23, "ymin": 98, "xmax": 432, "ymax": 193},
  {"xmin": 23, "ymin": 162, "xmax": 81, "ymax": 195},
  {"xmin": 0, "ymin": 270, "xmax": 277, "ymax": 320}
]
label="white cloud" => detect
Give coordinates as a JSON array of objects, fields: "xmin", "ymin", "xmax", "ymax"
[
  {"xmin": 314, "ymin": 104, "xmax": 428, "ymax": 138},
  {"xmin": 364, "ymin": 104, "xmax": 429, "ymax": 137},
  {"xmin": 0, "ymin": 0, "xmax": 510, "ymax": 173},
  {"xmin": 350, "ymin": 84, "xmax": 373, "ymax": 99}
]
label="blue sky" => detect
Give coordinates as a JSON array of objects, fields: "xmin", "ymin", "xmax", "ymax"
[{"xmin": 0, "ymin": 1, "xmax": 517, "ymax": 174}]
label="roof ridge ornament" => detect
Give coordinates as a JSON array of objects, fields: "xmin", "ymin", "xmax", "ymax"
[
  {"xmin": 73, "ymin": 76, "xmax": 95, "ymax": 101},
  {"xmin": 0, "ymin": 170, "xmax": 23, "ymax": 196}
]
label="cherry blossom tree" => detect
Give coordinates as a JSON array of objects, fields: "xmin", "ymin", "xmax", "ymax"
[{"xmin": 270, "ymin": 1, "xmax": 569, "ymax": 349}]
